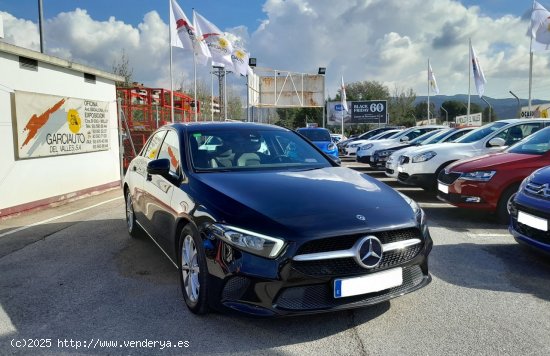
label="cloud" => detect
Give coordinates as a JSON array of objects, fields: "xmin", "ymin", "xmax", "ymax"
[{"xmin": 1, "ymin": 1, "xmax": 549, "ymax": 100}]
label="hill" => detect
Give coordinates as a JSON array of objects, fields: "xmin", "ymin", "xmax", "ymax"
[{"xmin": 414, "ymin": 95, "xmax": 550, "ymax": 120}]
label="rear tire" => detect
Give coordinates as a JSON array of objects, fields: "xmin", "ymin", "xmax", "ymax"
[
  {"xmin": 497, "ymin": 184, "xmax": 520, "ymax": 224},
  {"xmin": 178, "ymin": 224, "xmax": 209, "ymax": 315}
]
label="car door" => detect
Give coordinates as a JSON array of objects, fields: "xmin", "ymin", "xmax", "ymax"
[
  {"xmin": 134, "ymin": 130, "xmax": 167, "ymax": 234},
  {"xmin": 142, "ymin": 129, "xmax": 183, "ymax": 254}
]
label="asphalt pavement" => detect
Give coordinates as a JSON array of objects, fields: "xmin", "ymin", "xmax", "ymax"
[{"xmin": 1, "ymin": 162, "xmax": 549, "ymax": 355}]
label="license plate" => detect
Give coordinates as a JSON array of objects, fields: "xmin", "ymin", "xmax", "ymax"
[
  {"xmin": 438, "ymin": 183, "xmax": 449, "ymax": 194},
  {"xmin": 518, "ymin": 211, "xmax": 548, "ymax": 231},
  {"xmin": 397, "ymin": 166, "xmax": 404, "ymax": 172},
  {"xmin": 334, "ymin": 268, "xmax": 403, "ymax": 298}
]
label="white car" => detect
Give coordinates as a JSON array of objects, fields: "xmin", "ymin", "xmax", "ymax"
[
  {"xmin": 356, "ymin": 125, "xmax": 446, "ymax": 164},
  {"xmin": 385, "ymin": 127, "xmax": 474, "ymax": 178},
  {"xmin": 396, "ymin": 119, "xmax": 550, "ymax": 190},
  {"xmin": 344, "ymin": 129, "xmax": 402, "ymax": 156}
]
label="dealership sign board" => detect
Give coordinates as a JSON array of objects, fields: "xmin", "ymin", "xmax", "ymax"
[
  {"xmin": 15, "ymin": 91, "xmax": 110, "ymax": 159},
  {"xmin": 328, "ymin": 100, "xmax": 388, "ymax": 125},
  {"xmin": 455, "ymin": 113, "xmax": 482, "ymax": 127}
]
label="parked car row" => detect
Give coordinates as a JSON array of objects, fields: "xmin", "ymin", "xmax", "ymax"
[{"xmin": 349, "ymin": 119, "xmax": 550, "ymax": 256}]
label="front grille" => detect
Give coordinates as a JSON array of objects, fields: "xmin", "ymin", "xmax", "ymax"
[
  {"xmin": 297, "ymin": 228, "xmax": 422, "ymax": 255},
  {"xmin": 292, "ymin": 245, "xmax": 422, "ymax": 276},
  {"xmin": 438, "ymin": 170, "xmax": 461, "ymax": 185},
  {"xmin": 513, "ymin": 220, "xmax": 550, "ymax": 244},
  {"xmin": 398, "ymin": 172, "xmax": 410, "ymax": 181},
  {"xmin": 386, "ymin": 168, "xmax": 394, "ymax": 175},
  {"xmin": 276, "ymin": 265, "xmax": 425, "ymax": 311},
  {"xmin": 293, "ymin": 228, "xmax": 423, "ymax": 277},
  {"xmin": 525, "ymin": 182, "xmax": 550, "ymax": 200}
]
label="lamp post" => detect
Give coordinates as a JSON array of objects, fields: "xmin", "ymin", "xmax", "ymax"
[
  {"xmin": 509, "ymin": 90, "xmax": 521, "ymax": 118},
  {"xmin": 318, "ymin": 67, "xmax": 326, "ymax": 128},
  {"xmin": 440, "ymin": 106, "xmax": 449, "ymax": 125},
  {"xmin": 481, "ymin": 96, "xmax": 492, "ymax": 122}
]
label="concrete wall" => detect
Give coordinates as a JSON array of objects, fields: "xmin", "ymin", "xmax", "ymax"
[{"xmin": 0, "ymin": 47, "xmax": 121, "ymax": 216}]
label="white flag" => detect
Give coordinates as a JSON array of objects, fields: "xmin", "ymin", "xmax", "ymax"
[
  {"xmin": 231, "ymin": 44, "xmax": 251, "ymax": 76},
  {"xmin": 169, "ymin": 0, "xmax": 210, "ymax": 65},
  {"xmin": 428, "ymin": 60, "xmax": 439, "ymax": 94},
  {"xmin": 341, "ymin": 76, "xmax": 348, "ymax": 112},
  {"xmin": 528, "ymin": 1, "xmax": 550, "ymax": 51},
  {"xmin": 194, "ymin": 11, "xmax": 234, "ymax": 69},
  {"xmin": 470, "ymin": 43, "xmax": 487, "ymax": 97}
]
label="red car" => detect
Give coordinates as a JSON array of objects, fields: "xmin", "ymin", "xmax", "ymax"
[{"xmin": 437, "ymin": 126, "xmax": 550, "ymax": 222}]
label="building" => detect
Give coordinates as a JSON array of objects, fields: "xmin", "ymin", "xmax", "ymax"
[{"xmin": 0, "ymin": 42, "xmax": 124, "ymax": 217}]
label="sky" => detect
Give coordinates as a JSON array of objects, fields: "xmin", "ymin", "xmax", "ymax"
[{"xmin": 0, "ymin": 0, "xmax": 548, "ymax": 100}]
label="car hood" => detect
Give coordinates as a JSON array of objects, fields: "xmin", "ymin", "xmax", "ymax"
[
  {"xmin": 403, "ymin": 142, "xmax": 473, "ymax": 156},
  {"xmin": 447, "ymin": 152, "xmax": 541, "ymax": 172},
  {"xmin": 312, "ymin": 141, "xmax": 333, "ymax": 151},
  {"xmin": 191, "ymin": 167, "xmax": 417, "ymax": 240}
]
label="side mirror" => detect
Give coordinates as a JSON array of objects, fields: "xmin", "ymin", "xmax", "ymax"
[
  {"xmin": 147, "ymin": 158, "xmax": 171, "ymax": 178},
  {"xmin": 488, "ymin": 137, "xmax": 506, "ymax": 147},
  {"xmin": 400, "ymin": 136, "xmax": 410, "ymax": 142}
]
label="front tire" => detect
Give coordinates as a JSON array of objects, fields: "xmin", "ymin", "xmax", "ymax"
[
  {"xmin": 125, "ymin": 190, "xmax": 140, "ymax": 238},
  {"xmin": 178, "ymin": 224, "xmax": 209, "ymax": 315},
  {"xmin": 497, "ymin": 184, "xmax": 520, "ymax": 224}
]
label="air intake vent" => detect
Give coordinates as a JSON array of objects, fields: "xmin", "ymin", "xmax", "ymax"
[
  {"xmin": 19, "ymin": 56, "xmax": 38, "ymax": 70},
  {"xmin": 84, "ymin": 73, "xmax": 96, "ymax": 84}
]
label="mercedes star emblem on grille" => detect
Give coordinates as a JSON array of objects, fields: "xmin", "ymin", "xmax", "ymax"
[{"xmin": 354, "ymin": 236, "xmax": 383, "ymax": 269}]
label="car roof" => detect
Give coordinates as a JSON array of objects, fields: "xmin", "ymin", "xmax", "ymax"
[{"xmin": 169, "ymin": 122, "xmax": 290, "ymax": 133}]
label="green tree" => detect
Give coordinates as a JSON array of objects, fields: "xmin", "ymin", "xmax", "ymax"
[
  {"xmin": 112, "ymin": 48, "xmax": 133, "ymax": 87},
  {"xmin": 388, "ymin": 86, "xmax": 417, "ymax": 126},
  {"xmin": 334, "ymin": 80, "xmax": 390, "ymax": 101},
  {"xmin": 414, "ymin": 101, "xmax": 436, "ymax": 120},
  {"xmin": 440, "ymin": 101, "xmax": 483, "ymax": 122}
]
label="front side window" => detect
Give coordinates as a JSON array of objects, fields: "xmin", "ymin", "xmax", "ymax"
[
  {"xmin": 142, "ymin": 131, "xmax": 167, "ymax": 159},
  {"xmin": 456, "ymin": 122, "xmax": 508, "ymax": 143},
  {"xmin": 507, "ymin": 126, "xmax": 550, "ymax": 155},
  {"xmin": 157, "ymin": 130, "xmax": 181, "ymax": 174},
  {"xmin": 491, "ymin": 123, "xmax": 542, "ymax": 146},
  {"xmin": 188, "ymin": 129, "xmax": 332, "ymax": 171}
]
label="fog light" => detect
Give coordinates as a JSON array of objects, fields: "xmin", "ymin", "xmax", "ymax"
[{"xmin": 464, "ymin": 196, "xmax": 481, "ymax": 203}]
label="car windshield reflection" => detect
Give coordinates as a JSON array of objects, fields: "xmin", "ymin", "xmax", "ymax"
[{"xmin": 188, "ymin": 129, "xmax": 333, "ymax": 172}]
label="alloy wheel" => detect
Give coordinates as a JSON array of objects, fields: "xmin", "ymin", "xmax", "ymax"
[{"xmin": 181, "ymin": 234, "xmax": 200, "ymax": 302}]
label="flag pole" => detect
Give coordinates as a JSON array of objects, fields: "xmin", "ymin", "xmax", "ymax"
[
  {"xmin": 169, "ymin": 0, "xmax": 175, "ymax": 123},
  {"xmin": 428, "ymin": 58, "xmax": 430, "ymax": 125},
  {"xmin": 211, "ymin": 69, "xmax": 214, "ymax": 121},
  {"xmin": 528, "ymin": 0, "xmax": 535, "ymax": 115},
  {"xmin": 193, "ymin": 53, "xmax": 198, "ymax": 121},
  {"xmin": 467, "ymin": 38, "xmax": 471, "ymax": 119}
]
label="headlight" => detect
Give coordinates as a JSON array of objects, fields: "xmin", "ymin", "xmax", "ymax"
[
  {"xmin": 328, "ymin": 143, "xmax": 336, "ymax": 151},
  {"xmin": 377, "ymin": 150, "xmax": 393, "ymax": 157},
  {"xmin": 397, "ymin": 192, "xmax": 426, "ymax": 226},
  {"xmin": 210, "ymin": 224, "xmax": 285, "ymax": 258},
  {"xmin": 359, "ymin": 143, "xmax": 373, "ymax": 151},
  {"xmin": 459, "ymin": 171, "xmax": 496, "ymax": 182},
  {"xmin": 349, "ymin": 143, "xmax": 361, "ymax": 148},
  {"xmin": 412, "ymin": 151, "xmax": 437, "ymax": 163}
]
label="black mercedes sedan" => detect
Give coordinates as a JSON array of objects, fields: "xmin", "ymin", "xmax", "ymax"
[{"xmin": 123, "ymin": 122, "xmax": 432, "ymax": 316}]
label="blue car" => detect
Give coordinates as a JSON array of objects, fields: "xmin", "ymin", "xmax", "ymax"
[
  {"xmin": 509, "ymin": 166, "xmax": 550, "ymax": 254},
  {"xmin": 297, "ymin": 127, "xmax": 339, "ymax": 161}
]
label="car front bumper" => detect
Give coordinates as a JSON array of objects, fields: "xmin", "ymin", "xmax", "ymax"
[
  {"xmin": 204, "ymin": 227, "xmax": 432, "ymax": 316},
  {"xmin": 509, "ymin": 200, "xmax": 550, "ymax": 255}
]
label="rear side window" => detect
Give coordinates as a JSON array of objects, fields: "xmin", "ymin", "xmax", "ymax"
[
  {"xmin": 142, "ymin": 131, "xmax": 167, "ymax": 159},
  {"xmin": 157, "ymin": 130, "xmax": 181, "ymax": 174}
]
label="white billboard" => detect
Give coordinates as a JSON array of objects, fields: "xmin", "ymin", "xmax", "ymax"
[
  {"xmin": 520, "ymin": 104, "xmax": 550, "ymax": 118},
  {"xmin": 248, "ymin": 68, "xmax": 324, "ymax": 108},
  {"xmin": 14, "ymin": 91, "xmax": 110, "ymax": 159},
  {"xmin": 455, "ymin": 112, "xmax": 482, "ymax": 126}
]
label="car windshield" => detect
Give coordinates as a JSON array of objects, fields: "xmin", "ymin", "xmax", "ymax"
[
  {"xmin": 189, "ymin": 128, "xmax": 332, "ymax": 172},
  {"xmin": 507, "ymin": 127, "xmax": 550, "ymax": 155},
  {"xmin": 297, "ymin": 129, "xmax": 331, "ymax": 141},
  {"xmin": 370, "ymin": 130, "xmax": 399, "ymax": 140},
  {"xmin": 420, "ymin": 129, "xmax": 453, "ymax": 145},
  {"xmin": 409, "ymin": 130, "xmax": 442, "ymax": 145},
  {"xmin": 455, "ymin": 122, "xmax": 509, "ymax": 143}
]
